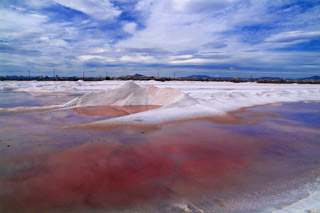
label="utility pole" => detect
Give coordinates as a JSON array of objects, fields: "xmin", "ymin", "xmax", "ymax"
[
  {"xmin": 174, "ymin": 72, "xmax": 176, "ymax": 78},
  {"xmin": 28, "ymin": 69, "xmax": 30, "ymax": 79},
  {"xmin": 157, "ymin": 72, "xmax": 159, "ymax": 78},
  {"xmin": 54, "ymin": 69, "xmax": 56, "ymax": 79},
  {"xmin": 106, "ymin": 70, "xmax": 108, "ymax": 78},
  {"xmin": 83, "ymin": 71, "xmax": 85, "ymax": 80},
  {"xmin": 250, "ymin": 74, "xmax": 253, "ymax": 82}
]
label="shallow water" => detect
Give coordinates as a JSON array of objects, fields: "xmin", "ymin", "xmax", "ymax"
[
  {"xmin": 0, "ymin": 94, "xmax": 319, "ymax": 212},
  {"xmin": 0, "ymin": 92, "xmax": 76, "ymax": 108}
]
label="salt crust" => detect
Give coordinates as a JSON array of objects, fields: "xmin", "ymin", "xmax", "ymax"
[{"xmin": 0, "ymin": 80, "xmax": 319, "ymax": 124}]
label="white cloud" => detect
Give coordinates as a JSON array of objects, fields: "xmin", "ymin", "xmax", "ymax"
[
  {"xmin": 0, "ymin": 8, "xmax": 48, "ymax": 39},
  {"xmin": 170, "ymin": 55, "xmax": 193, "ymax": 60},
  {"xmin": 123, "ymin": 22, "xmax": 137, "ymax": 34},
  {"xmin": 87, "ymin": 47, "xmax": 110, "ymax": 54},
  {"xmin": 265, "ymin": 31, "xmax": 320, "ymax": 43},
  {"xmin": 116, "ymin": 0, "xmax": 230, "ymax": 52},
  {"xmin": 172, "ymin": 0, "xmax": 233, "ymax": 13},
  {"xmin": 52, "ymin": 0, "xmax": 121, "ymax": 20},
  {"xmin": 120, "ymin": 55, "xmax": 155, "ymax": 63},
  {"xmin": 303, "ymin": 65, "xmax": 320, "ymax": 68},
  {"xmin": 78, "ymin": 55, "xmax": 115, "ymax": 62},
  {"xmin": 229, "ymin": 1, "xmax": 278, "ymax": 26},
  {"xmin": 170, "ymin": 58, "xmax": 231, "ymax": 64},
  {"xmin": 79, "ymin": 55, "xmax": 104, "ymax": 60}
]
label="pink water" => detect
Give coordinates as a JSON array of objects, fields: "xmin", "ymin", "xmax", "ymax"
[{"xmin": 0, "ymin": 94, "xmax": 319, "ymax": 212}]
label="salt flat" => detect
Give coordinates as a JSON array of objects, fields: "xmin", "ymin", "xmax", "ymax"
[{"xmin": 1, "ymin": 80, "xmax": 319, "ymax": 125}]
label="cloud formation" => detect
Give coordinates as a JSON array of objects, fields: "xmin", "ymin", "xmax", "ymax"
[
  {"xmin": 52, "ymin": 0, "xmax": 121, "ymax": 20},
  {"xmin": 266, "ymin": 31, "xmax": 320, "ymax": 43},
  {"xmin": 0, "ymin": 0, "xmax": 319, "ymax": 78}
]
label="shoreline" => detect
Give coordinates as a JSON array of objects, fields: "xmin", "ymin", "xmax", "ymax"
[{"xmin": 74, "ymin": 100, "xmax": 318, "ymax": 131}]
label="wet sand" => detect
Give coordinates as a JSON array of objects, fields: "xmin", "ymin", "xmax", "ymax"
[{"xmin": 0, "ymin": 100, "xmax": 319, "ymax": 212}]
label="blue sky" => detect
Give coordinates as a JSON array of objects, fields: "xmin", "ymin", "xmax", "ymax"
[{"xmin": 0, "ymin": 0, "xmax": 319, "ymax": 78}]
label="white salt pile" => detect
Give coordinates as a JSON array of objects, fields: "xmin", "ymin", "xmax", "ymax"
[
  {"xmin": 61, "ymin": 81, "xmax": 207, "ymax": 125},
  {"xmin": 75, "ymin": 81, "xmax": 320, "ymax": 125},
  {"xmin": 64, "ymin": 81, "xmax": 194, "ymax": 107},
  {"xmin": 1, "ymin": 80, "xmax": 320, "ymax": 124}
]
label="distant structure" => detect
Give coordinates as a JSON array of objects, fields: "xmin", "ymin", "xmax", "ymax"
[
  {"xmin": 105, "ymin": 70, "xmax": 110, "ymax": 80},
  {"xmin": 0, "ymin": 71, "xmax": 319, "ymax": 84}
]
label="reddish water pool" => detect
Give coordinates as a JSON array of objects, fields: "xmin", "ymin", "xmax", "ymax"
[{"xmin": 0, "ymin": 96, "xmax": 319, "ymax": 212}]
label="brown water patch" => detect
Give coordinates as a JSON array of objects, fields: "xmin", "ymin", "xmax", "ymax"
[
  {"xmin": 75, "ymin": 122, "xmax": 162, "ymax": 132},
  {"xmin": 71, "ymin": 105, "xmax": 162, "ymax": 117},
  {"xmin": 40, "ymin": 100, "xmax": 68, "ymax": 105}
]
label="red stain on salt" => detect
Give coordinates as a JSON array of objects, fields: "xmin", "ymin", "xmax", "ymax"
[
  {"xmin": 1, "ymin": 130, "xmax": 249, "ymax": 212},
  {"xmin": 71, "ymin": 105, "xmax": 161, "ymax": 117}
]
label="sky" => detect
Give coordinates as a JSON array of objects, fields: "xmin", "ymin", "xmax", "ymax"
[{"xmin": 0, "ymin": 0, "xmax": 320, "ymax": 78}]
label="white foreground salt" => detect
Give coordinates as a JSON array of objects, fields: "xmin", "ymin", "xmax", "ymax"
[
  {"xmin": 273, "ymin": 186, "xmax": 320, "ymax": 213},
  {"xmin": 1, "ymin": 80, "xmax": 319, "ymax": 125}
]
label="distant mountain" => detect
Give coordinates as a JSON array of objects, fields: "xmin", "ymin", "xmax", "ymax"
[
  {"xmin": 133, "ymin": 73, "xmax": 145, "ymax": 77},
  {"xmin": 297, "ymin": 76, "xmax": 320, "ymax": 80},
  {"xmin": 184, "ymin": 75, "xmax": 213, "ymax": 79},
  {"xmin": 216, "ymin": 77, "xmax": 234, "ymax": 79},
  {"xmin": 258, "ymin": 77, "xmax": 282, "ymax": 80},
  {"xmin": 184, "ymin": 75, "xmax": 244, "ymax": 79}
]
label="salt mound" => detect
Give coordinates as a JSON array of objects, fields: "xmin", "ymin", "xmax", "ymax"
[{"xmin": 65, "ymin": 81, "xmax": 194, "ymax": 107}]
